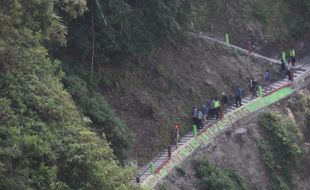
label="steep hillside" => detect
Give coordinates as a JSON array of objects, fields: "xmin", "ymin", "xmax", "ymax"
[
  {"xmin": 60, "ymin": 0, "xmax": 310, "ymax": 166},
  {"xmin": 1, "ymin": 0, "xmax": 309, "ymax": 189},
  {"xmin": 196, "ymin": 0, "xmax": 310, "ymax": 56},
  {"xmin": 99, "ymin": 38, "xmax": 282, "ymax": 164},
  {"xmin": 0, "ymin": 1, "xmax": 136, "ymax": 189},
  {"xmin": 157, "ymin": 86, "xmax": 310, "ymax": 190}
]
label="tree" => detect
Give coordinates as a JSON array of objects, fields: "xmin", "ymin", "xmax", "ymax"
[{"xmin": 0, "ymin": 1, "xmax": 137, "ymax": 189}]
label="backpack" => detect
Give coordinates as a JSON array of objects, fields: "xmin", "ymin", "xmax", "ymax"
[
  {"xmin": 236, "ymin": 88, "xmax": 242, "ymax": 97},
  {"xmin": 264, "ymin": 72, "xmax": 271, "ymax": 80}
]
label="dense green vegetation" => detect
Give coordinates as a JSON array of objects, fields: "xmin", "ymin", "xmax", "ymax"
[
  {"xmin": 63, "ymin": 0, "xmax": 196, "ymax": 63},
  {"xmin": 0, "ymin": 1, "xmax": 136, "ymax": 189},
  {"xmin": 63, "ymin": 73, "xmax": 132, "ymax": 160},
  {"xmin": 194, "ymin": 158, "xmax": 249, "ymax": 190},
  {"xmin": 283, "ymin": 0, "xmax": 310, "ymax": 36},
  {"xmin": 58, "ymin": 0, "xmax": 198, "ymax": 160},
  {"xmin": 293, "ymin": 90, "xmax": 310, "ymax": 144},
  {"xmin": 258, "ymin": 112, "xmax": 302, "ymax": 190},
  {"xmin": 0, "ymin": 0, "xmax": 198, "ymax": 188},
  {"xmin": 0, "ymin": 0, "xmax": 309, "ymax": 189},
  {"xmin": 250, "ymin": 0, "xmax": 310, "ymax": 37}
]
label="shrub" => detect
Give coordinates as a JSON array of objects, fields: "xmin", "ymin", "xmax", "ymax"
[
  {"xmin": 63, "ymin": 74, "xmax": 132, "ymax": 160},
  {"xmin": 258, "ymin": 112, "xmax": 302, "ymax": 190},
  {"xmin": 194, "ymin": 158, "xmax": 249, "ymax": 190},
  {"xmin": 251, "ymin": 1, "xmax": 268, "ymax": 24}
]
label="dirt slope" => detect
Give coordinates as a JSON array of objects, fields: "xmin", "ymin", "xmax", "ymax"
[{"xmin": 98, "ymin": 36, "xmax": 282, "ymax": 164}]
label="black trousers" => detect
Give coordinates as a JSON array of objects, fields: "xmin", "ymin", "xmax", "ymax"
[
  {"xmin": 215, "ymin": 108, "xmax": 220, "ymax": 119},
  {"xmin": 235, "ymin": 97, "xmax": 242, "ymax": 107},
  {"xmin": 292, "ymin": 57, "xmax": 296, "ymax": 66}
]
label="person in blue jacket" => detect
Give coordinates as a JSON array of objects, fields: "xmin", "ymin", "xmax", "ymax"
[
  {"xmin": 202, "ymin": 104, "xmax": 208, "ymax": 124},
  {"xmin": 235, "ymin": 86, "xmax": 243, "ymax": 107}
]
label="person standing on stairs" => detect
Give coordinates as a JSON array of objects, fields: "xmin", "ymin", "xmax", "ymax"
[
  {"xmin": 214, "ymin": 97, "xmax": 221, "ymax": 119},
  {"xmin": 235, "ymin": 86, "xmax": 243, "ymax": 107},
  {"xmin": 290, "ymin": 47, "xmax": 296, "ymax": 66},
  {"xmin": 192, "ymin": 107, "xmax": 198, "ymax": 128},
  {"xmin": 221, "ymin": 92, "xmax": 228, "ymax": 108},
  {"xmin": 281, "ymin": 59, "xmax": 286, "ymax": 71},
  {"xmin": 252, "ymin": 80, "xmax": 258, "ymax": 98},
  {"xmin": 264, "ymin": 70, "xmax": 272, "ymax": 90},
  {"xmin": 209, "ymin": 99, "xmax": 215, "ymax": 118},
  {"xmin": 287, "ymin": 62, "xmax": 293, "ymax": 81},
  {"xmin": 197, "ymin": 109, "xmax": 204, "ymax": 129},
  {"xmin": 202, "ymin": 104, "xmax": 208, "ymax": 124},
  {"xmin": 174, "ymin": 124, "xmax": 181, "ymax": 143}
]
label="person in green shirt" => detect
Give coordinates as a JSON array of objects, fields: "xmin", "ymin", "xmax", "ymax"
[
  {"xmin": 214, "ymin": 97, "xmax": 221, "ymax": 119},
  {"xmin": 289, "ymin": 47, "xmax": 296, "ymax": 66}
]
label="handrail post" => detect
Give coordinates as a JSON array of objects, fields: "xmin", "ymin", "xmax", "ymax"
[
  {"xmin": 291, "ymin": 69, "xmax": 294, "ymax": 81},
  {"xmin": 220, "ymin": 106, "xmax": 224, "ymax": 119},
  {"xmin": 168, "ymin": 145, "xmax": 172, "ymax": 158},
  {"xmin": 136, "ymin": 176, "xmax": 140, "ymax": 183},
  {"xmin": 225, "ymin": 34, "xmax": 230, "ymax": 45},
  {"xmin": 258, "ymin": 85, "xmax": 263, "ymax": 97},
  {"xmin": 193, "ymin": 125, "xmax": 197, "ymax": 137},
  {"xmin": 248, "ymin": 40, "xmax": 252, "ymax": 54},
  {"xmin": 282, "ymin": 52, "xmax": 286, "ymax": 63},
  {"xmin": 150, "ymin": 162, "xmax": 155, "ymax": 175}
]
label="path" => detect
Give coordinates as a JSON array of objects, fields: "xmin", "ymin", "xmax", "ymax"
[{"xmin": 188, "ymin": 32, "xmax": 281, "ymax": 64}]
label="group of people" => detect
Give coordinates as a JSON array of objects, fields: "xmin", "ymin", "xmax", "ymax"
[
  {"xmin": 281, "ymin": 48, "xmax": 296, "ymax": 81},
  {"xmin": 192, "ymin": 93, "xmax": 228, "ymax": 129},
  {"xmin": 191, "ymin": 48, "xmax": 297, "ymax": 130}
]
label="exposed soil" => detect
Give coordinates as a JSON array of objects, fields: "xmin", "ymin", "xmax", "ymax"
[{"xmin": 98, "ymin": 37, "xmax": 282, "ymax": 165}]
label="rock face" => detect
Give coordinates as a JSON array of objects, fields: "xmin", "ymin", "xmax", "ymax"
[
  {"xmin": 235, "ymin": 127, "xmax": 247, "ymax": 134},
  {"xmin": 234, "ymin": 128, "xmax": 248, "ymax": 143}
]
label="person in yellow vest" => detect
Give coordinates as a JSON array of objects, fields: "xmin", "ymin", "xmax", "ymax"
[
  {"xmin": 214, "ymin": 97, "xmax": 221, "ymax": 119},
  {"xmin": 289, "ymin": 47, "xmax": 296, "ymax": 66}
]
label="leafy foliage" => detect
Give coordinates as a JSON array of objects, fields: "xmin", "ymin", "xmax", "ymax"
[
  {"xmin": 64, "ymin": 0, "xmax": 197, "ymax": 64},
  {"xmin": 0, "ymin": 1, "xmax": 137, "ymax": 189},
  {"xmin": 251, "ymin": 0, "xmax": 268, "ymax": 24},
  {"xmin": 283, "ymin": 0, "xmax": 310, "ymax": 36},
  {"xmin": 258, "ymin": 112, "xmax": 302, "ymax": 190},
  {"xmin": 194, "ymin": 158, "xmax": 249, "ymax": 190},
  {"xmin": 63, "ymin": 74, "xmax": 132, "ymax": 160}
]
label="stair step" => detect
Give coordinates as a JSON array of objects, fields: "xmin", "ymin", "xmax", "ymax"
[
  {"xmin": 242, "ymin": 99, "xmax": 251, "ymax": 103},
  {"xmin": 243, "ymin": 97, "xmax": 252, "ymax": 101}
]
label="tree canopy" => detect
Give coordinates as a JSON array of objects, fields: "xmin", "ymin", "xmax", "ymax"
[{"xmin": 0, "ymin": 1, "xmax": 137, "ymax": 189}]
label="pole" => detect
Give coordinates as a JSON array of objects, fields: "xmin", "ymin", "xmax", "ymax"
[
  {"xmin": 290, "ymin": 70, "xmax": 294, "ymax": 81},
  {"xmin": 282, "ymin": 52, "xmax": 286, "ymax": 63},
  {"xmin": 248, "ymin": 40, "xmax": 252, "ymax": 54},
  {"xmin": 150, "ymin": 162, "xmax": 155, "ymax": 175},
  {"xmin": 225, "ymin": 34, "xmax": 230, "ymax": 45},
  {"xmin": 193, "ymin": 125, "xmax": 197, "ymax": 137},
  {"xmin": 258, "ymin": 85, "xmax": 263, "ymax": 97},
  {"xmin": 220, "ymin": 106, "xmax": 224, "ymax": 119},
  {"xmin": 168, "ymin": 145, "xmax": 171, "ymax": 158}
]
